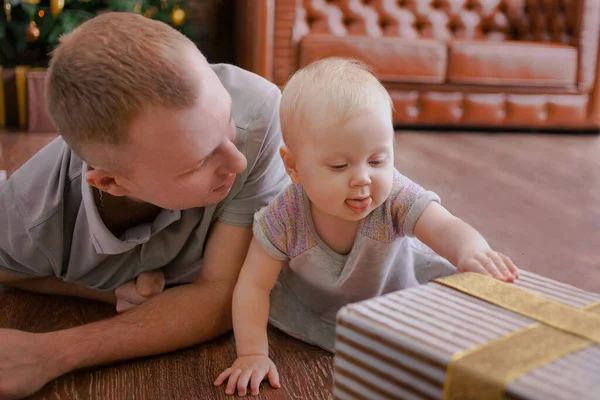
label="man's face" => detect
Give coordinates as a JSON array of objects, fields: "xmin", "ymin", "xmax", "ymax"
[{"xmin": 112, "ymin": 65, "xmax": 247, "ymax": 210}]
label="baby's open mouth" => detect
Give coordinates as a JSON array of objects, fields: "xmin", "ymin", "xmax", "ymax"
[{"xmin": 345, "ymin": 197, "xmax": 372, "ymax": 212}]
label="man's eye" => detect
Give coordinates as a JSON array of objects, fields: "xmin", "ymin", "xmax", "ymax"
[{"xmin": 194, "ymin": 157, "xmax": 210, "ymax": 172}]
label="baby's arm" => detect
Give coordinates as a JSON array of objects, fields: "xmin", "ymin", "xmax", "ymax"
[
  {"xmin": 413, "ymin": 202, "xmax": 519, "ymax": 282},
  {"xmin": 214, "ymin": 238, "xmax": 283, "ymax": 396}
]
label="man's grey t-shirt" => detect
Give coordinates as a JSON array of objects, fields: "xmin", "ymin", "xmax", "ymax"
[{"xmin": 0, "ymin": 64, "xmax": 290, "ymax": 290}]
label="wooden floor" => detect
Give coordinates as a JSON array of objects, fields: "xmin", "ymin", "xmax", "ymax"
[{"xmin": 1, "ymin": 130, "xmax": 599, "ymax": 399}]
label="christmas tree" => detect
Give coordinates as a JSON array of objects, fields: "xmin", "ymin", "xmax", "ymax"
[{"xmin": 0, "ymin": 0, "xmax": 197, "ymax": 67}]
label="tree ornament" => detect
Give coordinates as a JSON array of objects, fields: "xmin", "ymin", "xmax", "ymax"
[
  {"xmin": 170, "ymin": 5, "xmax": 185, "ymax": 27},
  {"xmin": 144, "ymin": 6, "xmax": 157, "ymax": 18},
  {"xmin": 3, "ymin": 0, "xmax": 11, "ymax": 22},
  {"xmin": 50, "ymin": 0, "xmax": 64, "ymax": 17},
  {"xmin": 24, "ymin": 21, "xmax": 40, "ymax": 43}
]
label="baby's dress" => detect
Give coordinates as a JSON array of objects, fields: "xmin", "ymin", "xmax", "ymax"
[{"xmin": 253, "ymin": 169, "xmax": 456, "ymax": 351}]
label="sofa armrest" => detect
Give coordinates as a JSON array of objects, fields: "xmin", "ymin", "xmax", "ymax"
[
  {"xmin": 235, "ymin": 0, "xmax": 275, "ymax": 81},
  {"xmin": 574, "ymin": 0, "xmax": 600, "ymax": 90}
]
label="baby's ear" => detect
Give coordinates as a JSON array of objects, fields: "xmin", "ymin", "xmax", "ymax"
[{"xmin": 280, "ymin": 146, "xmax": 301, "ymax": 184}]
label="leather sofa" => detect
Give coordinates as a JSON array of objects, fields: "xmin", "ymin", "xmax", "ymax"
[{"xmin": 236, "ymin": 0, "xmax": 600, "ymax": 130}]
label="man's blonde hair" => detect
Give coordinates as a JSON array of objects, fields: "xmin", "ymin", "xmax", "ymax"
[
  {"xmin": 46, "ymin": 12, "xmax": 202, "ymax": 159},
  {"xmin": 279, "ymin": 57, "xmax": 392, "ymax": 145}
]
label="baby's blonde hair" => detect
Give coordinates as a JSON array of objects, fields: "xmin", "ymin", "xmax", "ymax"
[{"xmin": 279, "ymin": 57, "xmax": 392, "ymax": 145}]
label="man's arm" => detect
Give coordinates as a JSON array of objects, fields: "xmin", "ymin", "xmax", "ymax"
[
  {"xmin": 0, "ymin": 221, "xmax": 252, "ymax": 399},
  {"xmin": 1, "ymin": 269, "xmax": 167, "ymax": 312},
  {"xmin": 0, "ymin": 272, "xmax": 116, "ymax": 304}
]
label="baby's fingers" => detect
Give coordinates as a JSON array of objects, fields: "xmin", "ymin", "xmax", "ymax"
[
  {"xmin": 489, "ymin": 252, "xmax": 513, "ymax": 281},
  {"xmin": 459, "ymin": 259, "xmax": 488, "ymax": 276},
  {"xmin": 267, "ymin": 364, "xmax": 281, "ymax": 389},
  {"xmin": 225, "ymin": 369, "xmax": 242, "ymax": 395},
  {"xmin": 475, "ymin": 256, "xmax": 503, "ymax": 280},
  {"xmin": 250, "ymin": 369, "xmax": 268, "ymax": 396},
  {"xmin": 237, "ymin": 369, "xmax": 253, "ymax": 396},
  {"xmin": 500, "ymin": 253, "xmax": 520, "ymax": 279},
  {"xmin": 213, "ymin": 367, "xmax": 232, "ymax": 387}
]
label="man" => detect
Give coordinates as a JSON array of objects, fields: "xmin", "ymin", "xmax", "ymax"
[{"xmin": 0, "ymin": 12, "xmax": 289, "ymax": 398}]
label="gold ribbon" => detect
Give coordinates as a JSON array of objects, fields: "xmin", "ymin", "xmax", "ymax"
[{"xmin": 434, "ymin": 272, "xmax": 600, "ymax": 400}]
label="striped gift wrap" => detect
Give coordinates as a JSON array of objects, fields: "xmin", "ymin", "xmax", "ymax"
[{"xmin": 333, "ymin": 270, "xmax": 600, "ymax": 400}]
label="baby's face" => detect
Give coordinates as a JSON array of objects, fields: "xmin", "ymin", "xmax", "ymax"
[{"xmin": 294, "ymin": 107, "xmax": 395, "ymax": 222}]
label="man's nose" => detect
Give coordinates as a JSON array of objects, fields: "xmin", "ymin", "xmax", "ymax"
[{"xmin": 217, "ymin": 140, "xmax": 247, "ymax": 175}]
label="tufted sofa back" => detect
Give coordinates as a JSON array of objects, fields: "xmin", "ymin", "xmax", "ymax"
[
  {"xmin": 298, "ymin": 0, "xmax": 579, "ymax": 44},
  {"xmin": 236, "ymin": 0, "xmax": 600, "ymax": 128}
]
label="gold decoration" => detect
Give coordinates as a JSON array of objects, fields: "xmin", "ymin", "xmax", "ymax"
[
  {"xmin": 4, "ymin": 0, "xmax": 11, "ymax": 22},
  {"xmin": 0, "ymin": 66, "xmax": 5, "ymax": 128},
  {"xmin": 38, "ymin": 9, "xmax": 44, "ymax": 17},
  {"xmin": 143, "ymin": 6, "xmax": 158, "ymax": 18},
  {"xmin": 21, "ymin": 0, "xmax": 41, "ymax": 4},
  {"xmin": 133, "ymin": 3, "xmax": 142, "ymax": 13},
  {"xmin": 24, "ymin": 21, "xmax": 41, "ymax": 43},
  {"xmin": 50, "ymin": 0, "xmax": 64, "ymax": 17},
  {"xmin": 15, "ymin": 66, "xmax": 29, "ymax": 129},
  {"xmin": 170, "ymin": 5, "xmax": 185, "ymax": 27},
  {"xmin": 160, "ymin": 0, "xmax": 168, "ymax": 10}
]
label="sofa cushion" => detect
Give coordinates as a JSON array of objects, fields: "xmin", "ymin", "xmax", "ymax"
[
  {"xmin": 448, "ymin": 41, "xmax": 577, "ymax": 88},
  {"xmin": 300, "ymin": 35, "xmax": 447, "ymax": 84}
]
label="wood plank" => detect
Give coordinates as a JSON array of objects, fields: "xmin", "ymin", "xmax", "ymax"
[
  {"xmin": 0, "ymin": 130, "xmax": 598, "ymax": 397},
  {"xmin": 394, "ymin": 131, "xmax": 600, "ymax": 292}
]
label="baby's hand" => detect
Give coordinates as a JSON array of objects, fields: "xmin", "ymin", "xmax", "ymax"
[
  {"xmin": 458, "ymin": 249, "xmax": 519, "ymax": 282},
  {"xmin": 214, "ymin": 354, "xmax": 280, "ymax": 396}
]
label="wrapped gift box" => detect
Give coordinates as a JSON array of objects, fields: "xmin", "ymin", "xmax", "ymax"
[
  {"xmin": 333, "ymin": 270, "xmax": 600, "ymax": 400},
  {"xmin": 0, "ymin": 66, "xmax": 56, "ymax": 132}
]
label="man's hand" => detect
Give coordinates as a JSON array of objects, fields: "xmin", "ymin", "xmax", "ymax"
[
  {"xmin": 457, "ymin": 249, "xmax": 519, "ymax": 282},
  {"xmin": 214, "ymin": 354, "xmax": 280, "ymax": 396},
  {"xmin": 114, "ymin": 270, "xmax": 165, "ymax": 313},
  {"xmin": 0, "ymin": 329, "xmax": 66, "ymax": 400}
]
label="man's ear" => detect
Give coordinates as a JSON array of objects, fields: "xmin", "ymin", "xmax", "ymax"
[
  {"xmin": 279, "ymin": 146, "xmax": 301, "ymax": 184},
  {"xmin": 85, "ymin": 168, "xmax": 131, "ymax": 197}
]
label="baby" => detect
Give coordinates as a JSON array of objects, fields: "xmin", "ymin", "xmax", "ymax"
[{"xmin": 214, "ymin": 58, "xmax": 519, "ymax": 396}]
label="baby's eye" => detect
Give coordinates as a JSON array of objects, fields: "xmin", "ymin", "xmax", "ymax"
[
  {"xmin": 330, "ymin": 164, "xmax": 347, "ymax": 171},
  {"xmin": 369, "ymin": 160, "xmax": 384, "ymax": 166}
]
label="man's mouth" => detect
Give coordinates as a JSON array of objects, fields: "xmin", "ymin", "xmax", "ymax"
[
  {"xmin": 345, "ymin": 196, "xmax": 372, "ymax": 212},
  {"xmin": 213, "ymin": 174, "xmax": 236, "ymax": 191}
]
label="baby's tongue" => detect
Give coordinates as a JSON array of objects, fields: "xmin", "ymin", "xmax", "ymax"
[{"xmin": 345, "ymin": 197, "xmax": 371, "ymax": 211}]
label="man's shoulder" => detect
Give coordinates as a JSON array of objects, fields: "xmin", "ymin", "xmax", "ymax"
[
  {"xmin": 211, "ymin": 63, "xmax": 281, "ymax": 131},
  {"xmin": 5, "ymin": 137, "xmax": 83, "ymax": 226}
]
